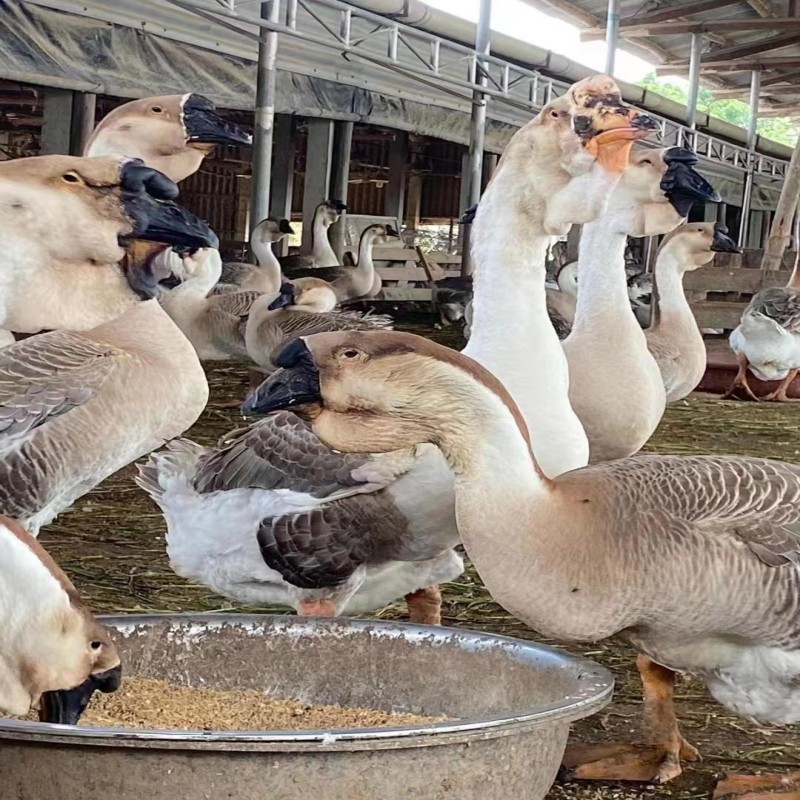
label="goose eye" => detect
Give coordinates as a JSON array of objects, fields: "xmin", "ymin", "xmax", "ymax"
[
  {"xmin": 343, "ymin": 349, "xmax": 360, "ymax": 358},
  {"xmin": 152, "ymin": 105, "xmax": 164, "ymax": 113},
  {"xmin": 640, "ymin": 159, "xmax": 652, "ymax": 166},
  {"xmin": 550, "ymin": 110, "xmax": 560, "ymax": 119},
  {"xmin": 62, "ymin": 172, "xmax": 81, "ymax": 184},
  {"xmin": 90, "ymin": 641, "xmax": 102, "ymax": 650}
]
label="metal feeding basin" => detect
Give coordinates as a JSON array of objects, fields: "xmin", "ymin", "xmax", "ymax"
[{"xmin": 0, "ymin": 614, "xmax": 612, "ymax": 800}]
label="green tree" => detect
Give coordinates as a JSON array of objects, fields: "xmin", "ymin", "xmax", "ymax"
[{"xmin": 638, "ymin": 72, "xmax": 800, "ymax": 146}]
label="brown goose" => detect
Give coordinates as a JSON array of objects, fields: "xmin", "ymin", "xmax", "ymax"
[
  {"xmin": 0, "ymin": 156, "xmax": 214, "ymax": 535},
  {"xmin": 647, "ymin": 222, "xmax": 740, "ymax": 403},
  {"xmin": 244, "ymin": 281, "xmax": 393, "ymax": 374},
  {"xmin": 255, "ymin": 328, "xmax": 800, "ymax": 796},
  {"xmin": 0, "ymin": 515, "xmax": 121, "ymax": 723},
  {"xmin": 281, "ymin": 223, "xmax": 400, "ymax": 302},
  {"xmin": 136, "ymin": 73, "xmax": 658, "ymax": 627},
  {"xmin": 85, "ymin": 94, "xmax": 251, "ymax": 182}
]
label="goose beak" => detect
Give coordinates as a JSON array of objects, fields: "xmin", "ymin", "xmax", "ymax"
[
  {"xmin": 711, "ymin": 223, "xmax": 741, "ymax": 253},
  {"xmin": 39, "ymin": 664, "xmax": 122, "ymax": 726},
  {"xmin": 660, "ymin": 149, "xmax": 720, "ymax": 217},
  {"xmin": 183, "ymin": 94, "xmax": 252, "ymax": 147},
  {"xmin": 385, "ymin": 225, "xmax": 400, "ymax": 237},
  {"xmin": 268, "ymin": 282, "xmax": 297, "ymax": 310},
  {"xmin": 460, "ymin": 204, "xmax": 478, "ymax": 225},
  {"xmin": 279, "ymin": 219, "xmax": 295, "ymax": 235},
  {"xmin": 242, "ymin": 338, "xmax": 322, "ymax": 415}
]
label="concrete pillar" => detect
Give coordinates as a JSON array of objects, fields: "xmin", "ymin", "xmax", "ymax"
[
  {"xmin": 301, "ymin": 118, "xmax": 334, "ymax": 252},
  {"xmin": 702, "ymin": 202, "xmax": 718, "ymax": 222},
  {"xmin": 384, "ymin": 130, "xmax": 408, "ymax": 224},
  {"xmin": 71, "ymin": 92, "xmax": 96, "ymax": 155},
  {"xmin": 40, "ymin": 89, "xmax": 73, "ymax": 155},
  {"xmin": 762, "ymin": 209, "xmax": 772, "ymax": 249},
  {"xmin": 717, "ymin": 202, "xmax": 727, "ymax": 225},
  {"xmin": 329, "ymin": 120, "xmax": 354, "ymax": 259},
  {"xmin": 405, "ymin": 173, "xmax": 422, "ymax": 230},
  {"xmin": 482, "ymin": 153, "xmax": 498, "ymax": 190},
  {"xmin": 270, "ymin": 114, "xmax": 296, "ymax": 256}
]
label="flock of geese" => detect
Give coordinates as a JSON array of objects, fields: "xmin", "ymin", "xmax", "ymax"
[{"xmin": 1, "ymin": 80, "xmax": 799, "ymax": 798}]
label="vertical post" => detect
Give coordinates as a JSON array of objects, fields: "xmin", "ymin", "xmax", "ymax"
[
  {"xmin": 270, "ymin": 114, "xmax": 296, "ymax": 256},
  {"xmin": 461, "ymin": 0, "xmax": 491, "ymax": 277},
  {"xmin": 71, "ymin": 92, "xmax": 96, "ymax": 155},
  {"xmin": 301, "ymin": 119, "xmax": 335, "ymax": 252},
  {"xmin": 791, "ymin": 0, "xmax": 799, "ymax": 16},
  {"xmin": 329, "ymin": 120, "xmax": 354, "ymax": 260},
  {"xmin": 40, "ymin": 89, "xmax": 74, "ymax": 155},
  {"xmin": 384, "ymin": 130, "xmax": 408, "ymax": 224},
  {"xmin": 249, "ymin": 0, "xmax": 281, "ymax": 239},
  {"xmin": 685, "ymin": 33, "xmax": 702, "ymax": 147},
  {"xmin": 760, "ymin": 126, "xmax": 800, "ymax": 271},
  {"xmin": 739, "ymin": 68, "xmax": 761, "ymax": 248},
  {"xmin": 405, "ymin": 173, "xmax": 422, "ymax": 230},
  {"xmin": 482, "ymin": 152, "xmax": 498, "ymax": 189},
  {"xmin": 604, "ymin": 0, "xmax": 620, "ymax": 76}
]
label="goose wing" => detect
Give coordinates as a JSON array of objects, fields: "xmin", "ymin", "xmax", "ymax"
[
  {"xmin": 0, "ymin": 330, "xmax": 121, "ymax": 517},
  {"xmin": 273, "ymin": 309, "xmax": 393, "ymax": 339},
  {"xmin": 281, "ymin": 263, "xmax": 347, "ymax": 283},
  {"xmin": 208, "ymin": 290, "xmax": 262, "ymax": 318},
  {"xmin": 745, "ymin": 287, "xmax": 800, "ymax": 333},
  {"xmin": 194, "ymin": 411, "xmax": 417, "ymax": 588},
  {"xmin": 218, "ymin": 261, "xmax": 254, "ymax": 287}
]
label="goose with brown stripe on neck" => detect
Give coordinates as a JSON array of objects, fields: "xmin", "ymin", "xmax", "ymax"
[
  {"xmin": 85, "ymin": 94, "xmax": 251, "ymax": 183},
  {"xmin": 0, "ymin": 155, "xmax": 214, "ymax": 535},
  {"xmin": 0, "ymin": 515, "xmax": 121, "ymax": 724},
  {"xmin": 135, "ymin": 74, "xmax": 658, "ymax": 628},
  {"xmin": 253, "ymin": 329, "xmax": 800, "ymax": 795}
]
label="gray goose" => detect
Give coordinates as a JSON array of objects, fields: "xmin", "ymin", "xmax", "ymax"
[
  {"xmin": 278, "ymin": 200, "xmax": 346, "ymax": 272},
  {"xmin": 255, "ymin": 328, "xmax": 800, "ymax": 796},
  {"xmin": 0, "ymin": 155, "xmax": 214, "ymax": 535}
]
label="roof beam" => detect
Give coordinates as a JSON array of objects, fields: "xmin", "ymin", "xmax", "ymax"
[
  {"xmin": 621, "ymin": 0, "xmax": 741, "ymax": 26},
  {"xmin": 686, "ymin": 32, "xmax": 800, "ymax": 63},
  {"xmin": 711, "ymin": 70, "xmax": 800, "ymax": 96},
  {"xmin": 658, "ymin": 56, "xmax": 800, "ymax": 76},
  {"xmin": 583, "ymin": 17, "xmax": 800, "ymax": 41}
]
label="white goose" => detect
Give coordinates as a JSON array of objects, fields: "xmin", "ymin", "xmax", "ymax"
[
  {"xmin": 728, "ymin": 257, "xmax": 800, "ymax": 403},
  {"xmin": 647, "ymin": 222, "xmax": 740, "ymax": 403},
  {"xmin": 136, "ymin": 75, "xmax": 650, "ymax": 622},
  {"xmin": 0, "ymin": 155, "xmax": 212, "ymax": 535},
  {"xmin": 259, "ymin": 327, "xmax": 800, "ymax": 795},
  {"xmin": 0, "ymin": 515, "xmax": 121, "ymax": 723},
  {"xmin": 278, "ymin": 200, "xmax": 346, "ymax": 271}
]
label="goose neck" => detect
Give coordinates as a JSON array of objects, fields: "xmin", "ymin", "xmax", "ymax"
[
  {"xmin": 311, "ymin": 210, "xmax": 337, "ymax": 266},
  {"xmin": 250, "ymin": 236, "xmax": 283, "ymax": 294},
  {"xmin": 572, "ymin": 218, "xmax": 633, "ymax": 327},
  {"xmin": 652, "ymin": 252, "xmax": 689, "ymax": 325},
  {"xmin": 463, "ymin": 168, "xmax": 590, "ymax": 478}
]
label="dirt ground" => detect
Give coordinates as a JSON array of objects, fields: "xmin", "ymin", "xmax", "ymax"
[{"xmin": 35, "ymin": 319, "xmax": 800, "ymax": 800}]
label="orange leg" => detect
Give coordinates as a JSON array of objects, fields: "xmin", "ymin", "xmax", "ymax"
[
  {"xmin": 404, "ymin": 585, "xmax": 442, "ymax": 625},
  {"xmin": 723, "ymin": 354, "xmax": 760, "ymax": 402},
  {"xmin": 714, "ymin": 772, "xmax": 800, "ymax": 800},
  {"xmin": 297, "ymin": 599, "xmax": 337, "ymax": 616},
  {"xmin": 762, "ymin": 369, "xmax": 800, "ymax": 402},
  {"xmin": 562, "ymin": 655, "xmax": 700, "ymax": 784}
]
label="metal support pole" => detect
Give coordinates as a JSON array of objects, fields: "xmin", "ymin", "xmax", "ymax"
[
  {"xmin": 739, "ymin": 69, "xmax": 761, "ymax": 248},
  {"xmin": 249, "ymin": 0, "xmax": 281, "ymax": 238},
  {"xmin": 40, "ymin": 89, "xmax": 73, "ymax": 155},
  {"xmin": 685, "ymin": 33, "xmax": 702, "ymax": 147},
  {"xmin": 384, "ymin": 130, "xmax": 408, "ymax": 224},
  {"xmin": 604, "ymin": 0, "xmax": 620, "ymax": 76},
  {"xmin": 329, "ymin": 120, "xmax": 354, "ymax": 260},
  {"xmin": 270, "ymin": 114, "xmax": 296, "ymax": 256},
  {"xmin": 461, "ymin": 0, "xmax": 491, "ymax": 277},
  {"xmin": 301, "ymin": 119, "xmax": 335, "ymax": 252},
  {"xmin": 71, "ymin": 92, "xmax": 96, "ymax": 155}
]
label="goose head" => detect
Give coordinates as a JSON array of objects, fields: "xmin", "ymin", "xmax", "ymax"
[
  {"xmin": 360, "ymin": 223, "xmax": 400, "ymax": 247},
  {"xmin": 556, "ymin": 261, "xmax": 579, "ymax": 296},
  {"xmin": 658, "ymin": 221, "xmax": 741, "ymax": 271},
  {"xmin": 0, "ymin": 156, "xmax": 217, "ymax": 285},
  {"xmin": 0, "ymin": 517, "xmax": 121, "ymax": 724},
  {"xmin": 291, "ymin": 278, "xmax": 339, "ymax": 312},
  {"xmin": 243, "ymin": 331, "xmax": 528, "ymax": 458},
  {"xmin": 475, "ymin": 76, "xmax": 657, "ymax": 235},
  {"xmin": 603, "ymin": 147, "xmax": 721, "ymax": 236},
  {"xmin": 316, "ymin": 200, "xmax": 348, "ymax": 228},
  {"xmin": 253, "ymin": 216, "xmax": 295, "ymax": 245},
  {"xmin": 86, "ymin": 94, "xmax": 252, "ymax": 182}
]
